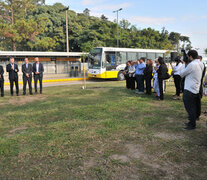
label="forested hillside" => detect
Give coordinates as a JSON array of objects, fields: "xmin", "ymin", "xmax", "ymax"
[{"xmin": 0, "ymin": 1, "xmax": 191, "ymax": 52}]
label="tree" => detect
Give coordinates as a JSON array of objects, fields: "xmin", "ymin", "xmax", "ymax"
[
  {"xmin": 205, "ymin": 48, "xmax": 207, "ymax": 55},
  {"xmin": 0, "ymin": 2, "xmax": 191, "ymax": 52},
  {"xmin": 83, "ymin": 8, "xmax": 90, "ymax": 16},
  {"xmin": 168, "ymin": 32, "xmax": 181, "ymax": 51},
  {"xmin": 100, "ymin": 14, "xmax": 108, "ymax": 21},
  {"xmin": 120, "ymin": 19, "xmax": 131, "ymax": 29},
  {"xmin": 0, "ymin": 0, "xmax": 45, "ymax": 51}
]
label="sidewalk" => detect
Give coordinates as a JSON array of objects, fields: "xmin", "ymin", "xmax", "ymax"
[{"xmin": 4, "ymin": 77, "xmax": 91, "ymax": 90}]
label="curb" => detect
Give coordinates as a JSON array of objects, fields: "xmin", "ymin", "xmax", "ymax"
[{"xmin": 4, "ymin": 77, "xmax": 91, "ymax": 86}]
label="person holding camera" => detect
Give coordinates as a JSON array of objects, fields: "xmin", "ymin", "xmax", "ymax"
[
  {"xmin": 170, "ymin": 56, "xmax": 183, "ymax": 100},
  {"xmin": 180, "ymin": 50, "xmax": 204, "ymax": 130}
]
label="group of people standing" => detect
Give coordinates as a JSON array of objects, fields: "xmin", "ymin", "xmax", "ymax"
[
  {"xmin": 124, "ymin": 56, "xmax": 170, "ymax": 100},
  {"xmin": 0, "ymin": 57, "xmax": 44, "ymax": 97},
  {"xmin": 124, "ymin": 50, "xmax": 207, "ymax": 130}
]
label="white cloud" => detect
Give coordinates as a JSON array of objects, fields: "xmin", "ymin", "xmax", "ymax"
[
  {"xmin": 82, "ymin": 0, "xmax": 105, "ymax": 6},
  {"xmin": 130, "ymin": 16, "xmax": 175, "ymax": 26},
  {"xmin": 91, "ymin": 2, "xmax": 131, "ymax": 11},
  {"xmin": 201, "ymin": 15, "xmax": 207, "ymax": 19}
]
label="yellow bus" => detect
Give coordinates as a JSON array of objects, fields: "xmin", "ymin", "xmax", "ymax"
[{"xmin": 88, "ymin": 47, "xmax": 171, "ymax": 80}]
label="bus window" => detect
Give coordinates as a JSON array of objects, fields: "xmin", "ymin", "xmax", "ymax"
[
  {"xmin": 116, "ymin": 52, "xmax": 127, "ymax": 64},
  {"xmin": 138, "ymin": 52, "xmax": 147, "ymax": 59},
  {"xmin": 156, "ymin": 53, "xmax": 164, "ymax": 58},
  {"xmin": 105, "ymin": 52, "xmax": 116, "ymax": 67},
  {"xmin": 128, "ymin": 52, "xmax": 137, "ymax": 61},
  {"xmin": 147, "ymin": 53, "xmax": 156, "ymax": 60}
]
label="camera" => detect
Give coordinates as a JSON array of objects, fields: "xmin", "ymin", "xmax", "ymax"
[{"xmin": 181, "ymin": 49, "xmax": 190, "ymax": 64}]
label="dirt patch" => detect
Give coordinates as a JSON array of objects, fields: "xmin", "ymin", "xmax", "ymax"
[
  {"xmin": 7, "ymin": 126, "xmax": 28, "ymax": 137},
  {"xmin": 110, "ymin": 143, "xmax": 145, "ymax": 163},
  {"xmin": 110, "ymin": 154, "xmax": 129, "ymax": 163},
  {"xmin": 8, "ymin": 95, "xmax": 46, "ymax": 105},
  {"xmin": 153, "ymin": 132, "xmax": 185, "ymax": 141},
  {"xmin": 109, "ymin": 143, "xmax": 187, "ymax": 178},
  {"xmin": 83, "ymin": 158, "xmax": 97, "ymax": 169}
]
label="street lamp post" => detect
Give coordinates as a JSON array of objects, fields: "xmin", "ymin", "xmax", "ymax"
[
  {"xmin": 60, "ymin": 6, "xmax": 70, "ymax": 52},
  {"xmin": 113, "ymin": 8, "xmax": 122, "ymax": 47}
]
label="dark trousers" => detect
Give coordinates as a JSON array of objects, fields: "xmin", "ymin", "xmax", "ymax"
[
  {"xmin": 183, "ymin": 90, "xmax": 200, "ymax": 127},
  {"xmin": 129, "ymin": 76, "xmax": 135, "ymax": 90},
  {"xmin": 125, "ymin": 74, "xmax": 130, "ymax": 89},
  {"xmin": 34, "ymin": 75, "xmax": 43, "ymax": 93},
  {"xmin": 136, "ymin": 75, "xmax": 144, "ymax": 92},
  {"xmin": 145, "ymin": 78, "xmax": 152, "ymax": 95},
  {"xmin": 23, "ymin": 76, "xmax": 32, "ymax": 94},
  {"xmin": 197, "ymin": 96, "xmax": 201, "ymax": 119},
  {"xmin": 158, "ymin": 78, "xmax": 164, "ymax": 100},
  {"xmin": 0, "ymin": 80, "xmax": 4, "ymax": 96},
  {"xmin": 10, "ymin": 78, "xmax": 19, "ymax": 95},
  {"xmin": 135, "ymin": 75, "xmax": 139, "ymax": 89},
  {"xmin": 174, "ymin": 75, "xmax": 181, "ymax": 96}
]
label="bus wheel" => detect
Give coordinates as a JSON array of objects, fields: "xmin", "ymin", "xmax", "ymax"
[{"xmin": 117, "ymin": 71, "xmax": 125, "ymax": 81}]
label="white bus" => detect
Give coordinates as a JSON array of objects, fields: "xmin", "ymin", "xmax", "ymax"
[{"xmin": 87, "ymin": 47, "xmax": 171, "ymax": 80}]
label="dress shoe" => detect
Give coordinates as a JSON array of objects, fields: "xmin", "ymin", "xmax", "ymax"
[
  {"xmin": 184, "ymin": 122, "xmax": 190, "ymax": 126},
  {"xmin": 183, "ymin": 126, "xmax": 196, "ymax": 131}
]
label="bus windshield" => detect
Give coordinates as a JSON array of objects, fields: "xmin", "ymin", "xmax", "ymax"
[{"xmin": 88, "ymin": 48, "xmax": 102, "ymax": 69}]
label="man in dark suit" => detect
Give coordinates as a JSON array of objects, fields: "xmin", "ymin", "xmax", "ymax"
[
  {"xmin": 6, "ymin": 57, "xmax": 19, "ymax": 96},
  {"xmin": 33, "ymin": 57, "xmax": 44, "ymax": 94},
  {"xmin": 22, "ymin": 58, "xmax": 33, "ymax": 95},
  {"xmin": 0, "ymin": 65, "xmax": 4, "ymax": 97}
]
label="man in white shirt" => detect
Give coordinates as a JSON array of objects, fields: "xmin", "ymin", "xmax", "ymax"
[
  {"xmin": 180, "ymin": 50, "xmax": 204, "ymax": 130},
  {"xmin": 170, "ymin": 56, "xmax": 183, "ymax": 100}
]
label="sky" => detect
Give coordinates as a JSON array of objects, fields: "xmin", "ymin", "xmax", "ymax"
[{"xmin": 46, "ymin": 0, "xmax": 207, "ymax": 56}]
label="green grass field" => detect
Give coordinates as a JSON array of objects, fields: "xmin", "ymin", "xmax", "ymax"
[{"xmin": 0, "ymin": 81, "xmax": 207, "ymax": 179}]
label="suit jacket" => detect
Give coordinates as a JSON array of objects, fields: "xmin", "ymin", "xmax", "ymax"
[
  {"xmin": 6, "ymin": 63, "xmax": 19, "ymax": 80},
  {"xmin": 0, "ymin": 65, "xmax": 4, "ymax": 81},
  {"xmin": 22, "ymin": 63, "xmax": 33, "ymax": 77},
  {"xmin": 33, "ymin": 62, "xmax": 44, "ymax": 77}
]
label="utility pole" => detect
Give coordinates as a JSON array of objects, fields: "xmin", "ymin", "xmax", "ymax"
[
  {"xmin": 113, "ymin": 8, "xmax": 122, "ymax": 47},
  {"xmin": 65, "ymin": 9, "xmax": 69, "ymax": 52},
  {"xmin": 60, "ymin": 6, "xmax": 70, "ymax": 52}
]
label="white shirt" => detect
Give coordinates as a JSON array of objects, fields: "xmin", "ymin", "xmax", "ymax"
[
  {"xmin": 11, "ymin": 63, "xmax": 14, "ymax": 70},
  {"xmin": 180, "ymin": 59, "xmax": 204, "ymax": 94},
  {"xmin": 173, "ymin": 62, "xmax": 182, "ymax": 75},
  {"xmin": 36, "ymin": 63, "xmax": 39, "ymax": 72}
]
